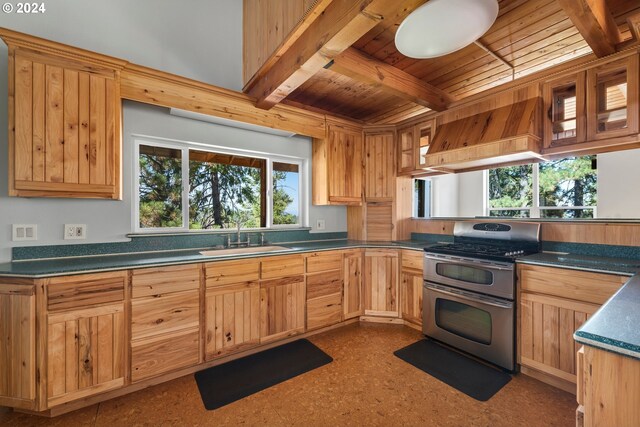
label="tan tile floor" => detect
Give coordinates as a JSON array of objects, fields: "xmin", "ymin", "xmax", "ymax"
[{"xmin": 0, "ymin": 323, "xmax": 576, "ymax": 427}]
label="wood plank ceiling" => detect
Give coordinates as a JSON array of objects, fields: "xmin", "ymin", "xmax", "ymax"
[{"xmin": 282, "ymin": 0, "xmax": 640, "ymax": 124}]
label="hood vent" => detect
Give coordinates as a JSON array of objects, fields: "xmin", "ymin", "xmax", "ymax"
[{"xmin": 424, "ymin": 97, "xmax": 543, "ymax": 171}]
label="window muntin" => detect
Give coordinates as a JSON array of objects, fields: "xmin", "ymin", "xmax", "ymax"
[
  {"xmin": 488, "ymin": 156, "xmax": 597, "ymax": 218},
  {"xmin": 135, "ymin": 139, "xmax": 305, "ymax": 232}
]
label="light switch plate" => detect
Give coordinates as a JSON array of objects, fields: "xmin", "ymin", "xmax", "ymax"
[
  {"xmin": 64, "ymin": 224, "xmax": 87, "ymax": 240},
  {"xmin": 316, "ymin": 219, "xmax": 326, "ymax": 230},
  {"xmin": 12, "ymin": 224, "xmax": 37, "ymax": 241}
]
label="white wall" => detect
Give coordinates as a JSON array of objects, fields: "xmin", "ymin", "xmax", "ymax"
[
  {"xmin": 0, "ymin": 0, "xmax": 242, "ymax": 90},
  {"xmin": 597, "ymin": 149, "xmax": 640, "ymax": 218},
  {"xmin": 0, "ymin": 2, "xmax": 347, "ymax": 263},
  {"xmin": 457, "ymin": 170, "xmax": 485, "ymax": 217},
  {"xmin": 430, "ymin": 174, "xmax": 459, "ymax": 217}
]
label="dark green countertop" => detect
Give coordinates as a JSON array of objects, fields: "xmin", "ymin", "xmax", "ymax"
[
  {"xmin": 517, "ymin": 252, "xmax": 640, "ymax": 276},
  {"xmin": 575, "ymin": 275, "xmax": 640, "ymax": 360},
  {"xmin": 0, "ymin": 240, "xmax": 428, "ymax": 278}
]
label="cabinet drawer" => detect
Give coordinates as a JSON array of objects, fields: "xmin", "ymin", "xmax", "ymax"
[
  {"xmin": 205, "ymin": 259, "xmax": 260, "ymax": 287},
  {"xmin": 261, "ymin": 254, "xmax": 304, "ymax": 279},
  {"xmin": 306, "ymin": 251, "xmax": 343, "ymax": 273},
  {"xmin": 46, "ymin": 271, "xmax": 126, "ymax": 311},
  {"xmin": 132, "ymin": 264, "xmax": 200, "ymax": 298},
  {"xmin": 307, "ymin": 270, "xmax": 343, "ymax": 299},
  {"xmin": 518, "ymin": 264, "xmax": 626, "ymax": 305},
  {"xmin": 131, "ymin": 328, "xmax": 199, "ymax": 382},
  {"xmin": 131, "ymin": 290, "xmax": 200, "ymax": 340},
  {"xmin": 401, "ymin": 250, "xmax": 423, "ymax": 271},
  {"xmin": 307, "ymin": 293, "xmax": 342, "ymax": 330}
]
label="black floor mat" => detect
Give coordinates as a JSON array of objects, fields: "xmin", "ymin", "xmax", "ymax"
[
  {"xmin": 394, "ymin": 339, "xmax": 511, "ymax": 401},
  {"xmin": 194, "ymin": 339, "xmax": 332, "ymax": 410}
]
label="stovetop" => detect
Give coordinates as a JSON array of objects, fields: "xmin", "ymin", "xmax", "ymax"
[{"xmin": 425, "ymin": 241, "xmax": 540, "ymax": 263}]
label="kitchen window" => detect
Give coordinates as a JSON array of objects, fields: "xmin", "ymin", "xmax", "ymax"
[
  {"xmin": 413, "ymin": 178, "xmax": 432, "ymax": 218},
  {"xmin": 487, "ymin": 155, "xmax": 597, "ymax": 218},
  {"xmin": 135, "ymin": 139, "xmax": 305, "ymax": 232}
]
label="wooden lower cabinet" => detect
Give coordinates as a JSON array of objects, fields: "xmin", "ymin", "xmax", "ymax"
[
  {"xmin": 46, "ymin": 303, "xmax": 125, "ymax": 407},
  {"xmin": 343, "ymin": 250, "xmax": 363, "ymax": 319},
  {"xmin": 204, "ymin": 282, "xmax": 261, "ymax": 360},
  {"xmin": 400, "ymin": 271, "xmax": 423, "ymax": 326},
  {"xmin": 517, "ymin": 264, "xmax": 627, "ymax": 393},
  {"xmin": 400, "ymin": 250, "xmax": 423, "ymax": 327},
  {"xmin": 519, "ymin": 292, "xmax": 597, "ymax": 391},
  {"xmin": 578, "ymin": 345, "xmax": 640, "ymax": 427},
  {"xmin": 260, "ymin": 275, "xmax": 306, "ymax": 343},
  {"xmin": 131, "ymin": 328, "xmax": 200, "ymax": 383},
  {"xmin": 306, "ymin": 269, "xmax": 343, "ymax": 331},
  {"xmin": 364, "ymin": 249, "xmax": 399, "ymax": 317},
  {"xmin": 0, "ymin": 285, "xmax": 36, "ymax": 409},
  {"xmin": 130, "ymin": 265, "xmax": 201, "ymax": 383}
]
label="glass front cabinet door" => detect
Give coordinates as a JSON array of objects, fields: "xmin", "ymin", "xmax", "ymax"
[
  {"xmin": 586, "ymin": 56, "xmax": 639, "ymax": 141},
  {"xmin": 543, "ymin": 73, "xmax": 586, "ymax": 148}
]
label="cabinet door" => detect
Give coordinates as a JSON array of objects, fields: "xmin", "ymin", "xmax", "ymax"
[
  {"xmin": 343, "ymin": 250, "xmax": 363, "ymax": 320},
  {"xmin": 397, "ymin": 126, "xmax": 416, "ymax": 175},
  {"xmin": 328, "ymin": 125, "xmax": 363, "ymax": 204},
  {"xmin": 46, "ymin": 303, "xmax": 125, "ymax": 407},
  {"xmin": 204, "ymin": 282, "xmax": 260, "ymax": 360},
  {"xmin": 400, "ymin": 271, "xmax": 423, "ymax": 326},
  {"xmin": 260, "ymin": 275, "xmax": 305, "ymax": 343},
  {"xmin": 519, "ymin": 292, "xmax": 598, "ymax": 387},
  {"xmin": 364, "ymin": 132, "xmax": 395, "ymax": 202},
  {"xmin": 542, "ymin": 73, "xmax": 586, "ymax": 148},
  {"xmin": 415, "ymin": 120, "xmax": 435, "ymax": 170},
  {"xmin": 10, "ymin": 48, "xmax": 121, "ymax": 199},
  {"xmin": 364, "ymin": 250, "xmax": 399, "ymax": 317},
  {"xmin": 586, "ymin": 55, "xmax": 639, "ymax": 141}
]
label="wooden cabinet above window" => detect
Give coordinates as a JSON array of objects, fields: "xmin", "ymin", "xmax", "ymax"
[
  {"xmin": 312, "ymin": 123, "xmax": 363, "ymax": 206},
  {"xmin": 1, "ymin": 29, "xmax": 127, "ymax": 199}
]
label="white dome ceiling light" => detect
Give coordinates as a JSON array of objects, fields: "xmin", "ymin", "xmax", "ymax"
[{"xmin": 395, "ymin": 0, "xmax": 499, "ymax": 59}]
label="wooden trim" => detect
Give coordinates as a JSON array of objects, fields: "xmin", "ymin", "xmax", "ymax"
[
  {"xmin": 330, "ymin": 47, "xmax": 454, "ymax": 111},
  {"xmin": 47, "ymin": 303, "xmax": 123, "ymax": 324},
  {"xmin": 120, "ymin": 64, "xmax": 327, "ymax": 139},
  {"xmin": 520, "ymin": 365, "xmax": 576, "ymax": 395},
  {"xmin": 46, "ymin": 378, "xmax": 124, "ymax": 408},
  {"xmin": 0, "ymin": 27, "xmax": 128, "ymax": 70},
  {"xmin": 358, "ymin": 315, "xmax": 404, "ymax": 324}
]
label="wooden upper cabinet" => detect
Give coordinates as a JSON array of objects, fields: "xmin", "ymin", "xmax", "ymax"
[
  {"xmin": 3, "ymin": 30, "xmax": 126, "ymax": 199},
  {"xmin": 364, "ymin": 131, "xmax": 395, "ymax": 202},
  {"xmin": 542, "ymin": 54, "xmax": 639, "ymax": 150},
  {"xmin": 586, "ymin": 55, "xmax": 639, "ymax": 141},
  {"xmin": 415, "ymin": 120, "xmax": 435, "ymax": 170},
  {"xmin": 543, "ymin": 73, "xmax": 586, "ymax": 148},
  {"xmin": 397, "ymin": 126, "xmax": 417, "ymax": 175},
  {"xmin": 312, "ymin": 123, "xmax": 363, "ymax": 206}
]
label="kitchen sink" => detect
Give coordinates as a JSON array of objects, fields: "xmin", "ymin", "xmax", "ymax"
[{"xmin": 199, "ymin": 245, "xmax": 293, "ymax": 257}]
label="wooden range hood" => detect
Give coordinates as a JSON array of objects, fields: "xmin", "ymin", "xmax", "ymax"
[{"xmin": 424, "ymin": 98, "xmax": 543, "ymax": 171}]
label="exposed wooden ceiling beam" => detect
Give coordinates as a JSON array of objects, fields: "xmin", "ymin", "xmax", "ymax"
[
  {"xmin": 328, "ymin": 47, "xmax": 455, "ymax": 111},
  {"xmin": 557, "ymin": 0, "xmax": 622, "ymax": 57},
  {"xmin": 244, "ymin": 0, "xmax": 427, "ymax": 110},
  {"xmin": 628, "ymin": 13, "xmax": 640, "ymax": 42}
]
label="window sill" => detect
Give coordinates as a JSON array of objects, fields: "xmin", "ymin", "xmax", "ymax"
[{"xmin": 127, "ymin": 227, "xmax": 312, "ymax": 238}]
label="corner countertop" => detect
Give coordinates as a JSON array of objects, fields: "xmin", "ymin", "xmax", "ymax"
[
  {"xmin": 517, "ymin": 252, "xmax": 640, "ymax": 276},
  {"xmin": 0, "ymin": 240, "xmax": 429, "ymax": 278},
  {"xmin": 574, "ymin": 274, "xmax": 640, "ymax": 360}
]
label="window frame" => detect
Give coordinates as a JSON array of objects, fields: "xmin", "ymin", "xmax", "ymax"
[
  {"xmin": 133, "ymin": 136, "xmax": 307, "ymax": 233},
  {"xmin": 486, "ymin": 160, "xmax": 597, "ymax": 219},
  {"xmin": 411, "ymin": 177, "xmax": 433, "ymax": 219}
]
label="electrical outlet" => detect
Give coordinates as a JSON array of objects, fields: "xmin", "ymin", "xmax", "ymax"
[
  {"xmin": 64, "ymin": 224, "xmax": 87, "ymax": 240},
  {"xmin": 12, "ymin": 224, "xmax": 37, "ymax": 241},
  {"xmin": 316, "ymin": 219, "xmax": 326, "ymax": 230}
]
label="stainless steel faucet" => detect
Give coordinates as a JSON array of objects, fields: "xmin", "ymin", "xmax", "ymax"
[{"xmin": 228, "ymin": 220, "xmax": 250, "ymax": 247}]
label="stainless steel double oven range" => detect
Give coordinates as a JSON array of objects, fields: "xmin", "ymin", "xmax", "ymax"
[{"xmin": 422, "ymin": 222, "xmax": 541, "ymax": 371}]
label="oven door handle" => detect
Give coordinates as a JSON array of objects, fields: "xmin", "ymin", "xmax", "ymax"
[
  {"xmin": 424, "ymin": 254, "xmax": 513, "ymax": 271},
  {"xmin": 424, "ymin": 283, "xmax": 513, "ymax": 309}
]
